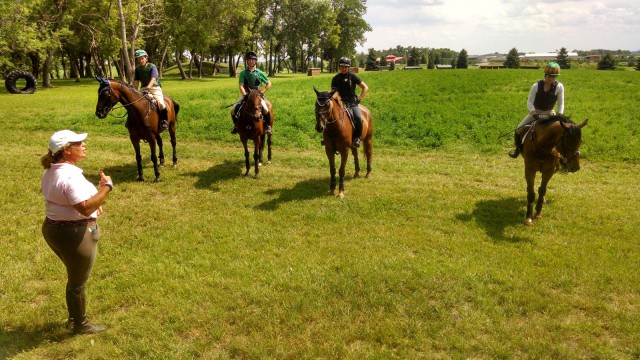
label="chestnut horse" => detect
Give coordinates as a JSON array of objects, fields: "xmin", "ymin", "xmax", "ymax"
[
  {"xmin": 314, "ymin": 87, "xmax": 373, "ymax": 199},
  {"xmin": 237, "ymin": 89, "xmax": 273, "ymax": 178},
  {"xmin": 94, "ymin": 76, "xmax": 179, "ymax": 182},
  {"xmin": 520, "ymin": 115, "xmax": 588, "ymax": 225}
]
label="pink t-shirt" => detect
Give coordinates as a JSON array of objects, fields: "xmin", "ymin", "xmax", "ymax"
[{"xmin": 42, "ymin": 163, "xmax": 98, "ymax": 220}]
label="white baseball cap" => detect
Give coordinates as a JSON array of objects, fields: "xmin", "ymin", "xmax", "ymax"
[{"xmin": 49, "ymin": 130, "xmax": 88, "ymax": 153}]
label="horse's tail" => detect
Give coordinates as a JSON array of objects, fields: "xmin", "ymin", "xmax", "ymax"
[{"xmin": 173, "ymin": 101, "xmax": 180, "ymax": 116}]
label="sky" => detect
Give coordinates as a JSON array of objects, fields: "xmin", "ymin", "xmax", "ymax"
[{"xmin": 357, "ymin": 0, "xmax": 639, "ymax": 55}]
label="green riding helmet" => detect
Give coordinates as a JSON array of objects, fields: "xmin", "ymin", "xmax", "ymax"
[
  {"xmin": 545, "ymin": 62, "xmax": 560, "ymax": 76},
  {"xmin": 135, "ymin": 49, "xmax": 148, "ymax": 59}
]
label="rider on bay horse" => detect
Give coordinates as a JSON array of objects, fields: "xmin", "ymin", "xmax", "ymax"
[
  {"xmin": 331, "ymin": 57, "xmax": 369, "ymax": 148},
  {"xmin": 230, "ymin": 51, "xmax": 272, "ymax": 134},
  {"xmin": 133, "ymin": 49, "xmax": 169, "ymax": 130},
  {"xmin": 509, "ymin": 61, "xmax": 565, "ymax": 158}
]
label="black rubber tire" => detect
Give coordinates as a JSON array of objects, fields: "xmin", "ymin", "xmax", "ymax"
[{"xmin": 4, "ymin": 70, "xmax": 37, "ymax": 94}]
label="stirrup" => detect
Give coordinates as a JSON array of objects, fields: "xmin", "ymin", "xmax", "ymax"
[
  {"xmin": 160, "ymin": 120, "xmax": 169, "ymax": 130},
  {"xmin": 508, "ymin": 149, "xmax": 520, "ymax": 158},
  {"xmin": 352, "ymin": 138, "xmax": 361, "ymax": 148},
  {"xmin": 265, "ymin": 125, "xmax": 272, "ymax": 134},
  {"xmin": 231, "ymin": 127, "xmax": 238, "ymax": 134}
]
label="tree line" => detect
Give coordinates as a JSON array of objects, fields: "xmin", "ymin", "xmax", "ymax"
[{"xmin": 0, "ymin": 0, "xmax": 371, "ymax": 86}]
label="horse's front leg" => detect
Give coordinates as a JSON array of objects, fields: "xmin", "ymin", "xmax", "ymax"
[
  {"xmin": 351, "ymin": 146, "xmax": 360, "ymax": 178},
  {"xmin": 326, "ymin": 146, "xmax": 337, "ymax": 196},
  {"xmin": 267, "ymin": 133, "xmax": 272, "ymax": 163},
  {"xmin": 148, "ymin": 137, "xmax": 160, "ymax": 183},
  {"xmin": 253, "ymin": 137, "xmax": 261, "ymax": 179},
  {"xmin": 242, "ymin": 139, "xmax": 251, "ymax": 176},
  {"xmin": 525, "ymin": 169, "xmax": 537, "ymax": 226},
  {"xmin": 157, "ymin": 133, "xmax": 165, "ymax": 167},
  {"xmin": 535, "ymin": 170, "xmax": 554, "ymax": 220},
  {"xmin": 130, "ymin": 134, "xmax": 144, "ymax": 182},
  {"xmin": 338, "ymin": 150, "xmax": 348, "ymax": 199}
]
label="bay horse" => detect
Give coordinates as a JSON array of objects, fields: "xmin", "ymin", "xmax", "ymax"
[
  {"xmin": 94, "ymin": 76, "xmax": 179, "ymax": 183},
  {"xmin": 520, "ymin": 114, "xmax": 588, "ymax": 226},
  {"xmin": 237, "ymin": 89, "xmax": 273, "ymax": 178},
  {"xmin": 314, "ymin": 87, "xmax": 373, "ymax": 199}
]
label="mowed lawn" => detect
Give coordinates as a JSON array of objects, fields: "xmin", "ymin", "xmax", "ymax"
[{"xmin": 0, "ymin": 69, "xmax": 639, "ymax": 358}]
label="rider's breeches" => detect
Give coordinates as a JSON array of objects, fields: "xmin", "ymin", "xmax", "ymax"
[
  {"xmin": 516, "ymin": 109, "xmax": 556, "ymax": 135},
  {"xmin": 148, "ymin": 87, "xmax": 166, "ymax": 110},
  {"xmin": 351, "ymin": 105, "xmax": 363, "ymax": 139}
]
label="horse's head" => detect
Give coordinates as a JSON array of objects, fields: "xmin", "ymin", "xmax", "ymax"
[
  {"xmin": 95, "ymin": 76, "xmax": 118, "ymax": 119},
  {"xmin": 558, "ymin": 118, "xmax": 588, "ymax": 173},
  {"xmin": 242, "ymin": 89, "xmax": 264, "ymax": 123},
  {"xmin": 314, "ymin": 86, "xmax": 337, "ymax": 133}
]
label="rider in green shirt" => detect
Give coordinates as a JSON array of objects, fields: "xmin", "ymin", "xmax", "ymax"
[
  {"xmin": 230, "ymin": 51, "xmax": 272, "ymax": 134},
  {"xmin": 133, "ymin": 49, "xmax": 168, "ymax": 130}
]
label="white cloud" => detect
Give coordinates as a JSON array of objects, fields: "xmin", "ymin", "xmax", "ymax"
[{"xmin": 358, "ymin": 0, "xmax": 640, "ymax": 54}]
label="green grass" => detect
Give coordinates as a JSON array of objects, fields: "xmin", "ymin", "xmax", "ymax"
[{"xmin": 1, "ymin": 69, "xmax": 639, "ymax": 358}]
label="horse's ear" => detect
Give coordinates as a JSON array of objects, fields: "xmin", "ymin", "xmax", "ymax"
[
  {"xmin": 313, "ymin": 86, "xmax": 320, "ymax": 96},
  {"xmin": 578, "ymin": 119, "xmax": 588, "ymax": 128},
  {"xmin": 329, "ymin": 89, "xmax": 337, "ymax": 98},
  {"xmin": 95, "ymin": 75, "xmax": 102, "ymax": 83}
]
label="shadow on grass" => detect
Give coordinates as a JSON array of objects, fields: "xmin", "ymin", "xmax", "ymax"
[
  {"xmin": 0, "ymin": 323, "xmax": 73, "ymax": 358},
  {"xmin": 183, "ymin": 159, "xmax": 244, "ymax": 191},
  {"xmin": 97, "ymin": 158, "xmax": 167, "ymax": 184},
  {"xmin": 456, "ymin": 196, "xmax": 532, "ymax": 243},
  {"xmin": 256, "ymin": 178, "xmax": 327, "ymax": 211}
]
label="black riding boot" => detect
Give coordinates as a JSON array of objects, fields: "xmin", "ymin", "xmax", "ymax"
[
  {"xmin": 263, "ymin": 112, "xmax": 272, "ymax": 134},
  {"xmin": 352, "ymin": 114, "xmax": 363, "ymax": 148},
  {"xmin": 159, "ymin": 108, "xmax": 169, "ymax": 130},
  {"xmin": 67, "ymin": 285, "xmax": 106, "ymax": 335},
  {"xmin": 508, "ymin": 131, "xmax": 521, "ymax": 158}
]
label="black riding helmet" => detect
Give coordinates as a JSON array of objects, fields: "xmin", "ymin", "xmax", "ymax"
[
  {"xmin": 339, "ymin": 57, "xmax": 351, "ymax": 67},
  {"xmin": 245, "ymin": 51, "xmax": 258, "ymax": 60}
]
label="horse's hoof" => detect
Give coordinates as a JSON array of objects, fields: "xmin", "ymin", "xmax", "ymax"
[
  {"xmin": 534, "ymin": 213, "xmax": 542, "ymax": 219},
  {"xmin": 524, "ymin": 219, "xmax": 534, "ymax": 226},
  {"xmin": 353, "ymin": 173, "xmax": 360, "ymax": 179},
  {"xmin": 172, "ymin": 164, "xmax": 178, "ymax": 168},
  {"xmin": 153, "ymin": 178, "xmax": 160, "ymax": 183},
  {"xmin": 137, "ymin": 177, "xmax": 144, "ymax": 182},
  {"xmin": 267, "ymin": 160, "xmax": 271, "ymax": 164},
  {"xmin": 338, "ymin": 192, "xmax": 345, "ymax": 200},
  {"xmin": 254, "ymin": 174, "xmax": 260, "ymax": 179},
  {"xmin": 258, "ymin": 162, "xmax": 262, "ymax": 167},
  {"xmin": 329, "ymin": 190, "xmax": 335, "ymax": 196},
  {"xmin": 365, "ymin": 172, "xmax": 372, "ymax": 179}
]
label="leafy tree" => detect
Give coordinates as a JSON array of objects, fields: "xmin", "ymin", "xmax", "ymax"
[
  {"xmin": 407, "ymin": 47, "xmax": 420, "ymax": 66},
  {"xmin": 597, "ymin": 52, "xmax": 616, "ymax": 70},
  {"xmin": 636, "ymin": 58, "xmax": 640, "ymax": 71},
  {"xmin": 456, "ymin": 49, "xmax": 468, "ymax": 69},
  {"xmin": 365, "ymin": 48, "xmax": 377, "ymax": 70},
  {"xmin": 504, "ymin": 47, "xmax": 520, "ymax": 68},
  {"xmin": 556, "ymin": 47, "xmax": 571, "ymax": 69},
  {"xmin": 379, "ymin": 55, "xmax": 387, "ymax": 66}
]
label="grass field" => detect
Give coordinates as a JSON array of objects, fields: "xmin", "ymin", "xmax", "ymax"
[{"xmin": 1, "ymin": 69, "xmax": 639, "ymax": 358}]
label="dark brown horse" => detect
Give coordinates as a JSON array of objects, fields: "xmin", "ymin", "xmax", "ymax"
[
  {"xmin": 314, "ymin": 87, "xmax": 373, "ymax": 199},
  {"xmin": 237, "ymin": 89, "xmax": 273, "ymax": 178},
  {"xmin": 94, "ymin": 76, "xmax": 179, "ymax": 182},
  {"xmin": 521, "ymin": 115, "xmax": 588, "ymax": 226}
]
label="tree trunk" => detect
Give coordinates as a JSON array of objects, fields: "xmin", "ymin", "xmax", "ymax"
[
  {"xmin": 175, "ymin": 50, "xmax": 187, "ymax": 80},
  {"xmin": 117, "ymin": 0, "xmax": 133, "ymax": 83},
  {"xmin": 42, "ymin": 50, "xmax": 54, "ymax": 87}
]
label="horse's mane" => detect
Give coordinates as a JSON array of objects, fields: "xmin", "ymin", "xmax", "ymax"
[
  {"xmin": 538, "ymin": 114, "xmax": 574, "ymax": 126},
  {"xmin": 106, "ymin": 78, "xmax": 143, "ymax": 95},
  {"xmin": 331, "ymin": 91, "xmax": 345, "ymax": 109}
]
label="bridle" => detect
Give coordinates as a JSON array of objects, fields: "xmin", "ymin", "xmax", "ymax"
[
  {"xmin": 97, "ymin": 83, "xmax": 151, "ymax": 119},
  {"xmin": 558, "ymin": 125, "xmax": 581, "ymax": 167},
  {"xmin": 315, "ymin": 97, "xmax": 343, "ymax": 130}
]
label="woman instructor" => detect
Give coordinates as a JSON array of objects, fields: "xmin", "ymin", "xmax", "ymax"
[{"xmin": 41, "ymin": 130, "xmax": 113, "ymax": 334}]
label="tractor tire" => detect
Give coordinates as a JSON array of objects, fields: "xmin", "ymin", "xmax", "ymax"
[{"xmin": 5, "ymin": 70, "xmax": 37, "ymax": 94}]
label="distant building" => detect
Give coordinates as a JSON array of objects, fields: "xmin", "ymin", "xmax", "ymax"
[
  {"xmin": 520, "ymin": 52, "xmax": 580, "ymax": 62},
  {"xmin": 385, "ymin": 54, "xmax": 404, "ymax": 64}
]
